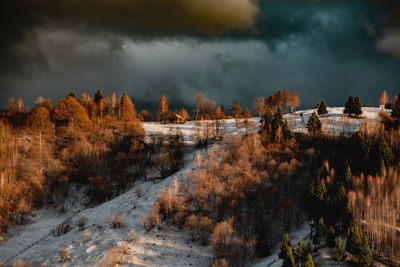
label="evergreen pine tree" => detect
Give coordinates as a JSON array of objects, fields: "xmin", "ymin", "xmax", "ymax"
[
  {"xmin": 279, "ymin": 234, "xmax": 292, "ymax": 259},
  {"xmin": 304, "ymin": 240, "xmax": 312, "ymax": 261},
  {"xmin": 378, "ymin": 136, "xmax": 394, "ymax": 168},
  {"xmin": 353, "ymin": 96, "xmax": 363, "ymax": 117},
  {"xmin": 326, "ymin": 226, "xmax": 336, "ymax": 248},
  {"xmin": 346, "ymin": 227, "xmax": 362, "ymax": 255},
  {"xmin": 307, "ymin": 112, "xmax": 321, "ymax": 134},
  {"xmin": 68, "ymin": 91, "xmax": 77, "ymax": 99},
  {"xmin": 304, "ymin": 253, "xmax": 315, "ymax": 267},
  {"xmin": 359, "ymin": 236, "xmax": 372, "ymax": 267},
  {"xmin": 94, "ymin": 89, "xmax": 104, "ymax": 104},
  {"xmin": 332, "ymin": 237, "xmax": 345, "ymax": 261},
  {"xmin": 295, "ymin": 238, "xmax": 304, "ymax": 263},
  {"xmin": 344, "ymin": 96, "xmax": 354, "ymax": 115},
  {"xmin": 313, "ymin": 217, "xmax": 327, "ymax": 245},
  {"xmin": 283, "ymin": 247, "xmax": 295, "ymax": 267},
  {"xmin": 344, "ymin": 166, "xmax": 352, "ymax": 189},
  {"xmin": 342, "ymin": 202, "xmax": 353, "ymax": 234},
  {"xmin": 391, "ymin": 94, "xmax": 400, "ymax": 122},
  {"xmin": 317, "ymin": 101, "xmax": 328, "ymax": 115},
  {"xmin": 314, "ymin": 102, "xmax": 320, "ymax": 109}
]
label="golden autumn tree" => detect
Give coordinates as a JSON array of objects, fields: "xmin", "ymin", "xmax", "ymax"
[
  {"xmin": 54, "ymin": 96, "xmax": 91, "ymax": 136},
  {"xmin": 157, "ymin": 95, "xmax": 169, "ymax": 123},
  {"xmin": 118, "ymin": 93, "xmax": 141, "ymax": 133},
  {"xmin": 289, "ymin": 91, "xmax": 301, "ymax": 113},
  {"xmin": 30, "ymin": 107, "xmax": 55, "ymax": 154}
]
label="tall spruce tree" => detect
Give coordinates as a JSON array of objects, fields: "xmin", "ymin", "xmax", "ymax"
[
  {"xmin": 295, "ymin": 238, "xmax": 304, "ymax": 263},
  {"xmin": 353, "ymin": 96, "xmax": 363, "ymax": 117},
  {"xmin": 332, "ymin": 237, "xmax": 345, "ymax": 261},
  {"xmin": 279, "ymin": 234, "xmax": 293, "ymax": 259},
  {"xmin": 326, "ymin": 226, "xmax": 336, "ymax": 248},
  {"xmin": 313, "ymin": 217, "xmax": 327, "ymax": 245},
  {"xmin": 344, "ymin": 166, "xmax": 352, "ymax": 189},
  {"xmin": 317, "ymin": 101, "xmax": 328, "ymax": 115},
  {"xmin": 359, "ymin": 236, "xmax": 372, "ymax": 267},
  {"xmin": 391, "ymin": 94, "xmax": 400, "ymax": 122},
  {"xmin": 344, "ymin": 96, "xmax": 354, "ymax": 115},
  {"xmin": 283, "ymin": 248, "xmax": 295, "ymax": 267},
  {"xmin": 307, "ymin": 112, "xmax": 321, "ymax": 134},
  {"xmin": 304, "ymin": 253, "xmax": 315, "ymax": 267},
  {"xmin": 346, "ymin": 227, "xmax": 362, "ymax": 255},
  {"xmin": 378, "ymin": 135, "xmax": 394, "ymax": 168}
]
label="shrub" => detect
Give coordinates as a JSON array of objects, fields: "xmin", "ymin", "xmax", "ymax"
[
  {"xmin": 59, "ymin": 249, "xmax": 70, "ymax": 263},
  {"xmin": 111, "ymin": 215, "xmax": 123, "ymax": 228},
  {"xmin": 83, "ymin": 228, "xmax": 91, "ymax": 241},
  {"xmin": 105, "ymin": 247, "xmax": 121, "ymax": 267},
  {"xmin": 129, "ymin": 228, "xmax": 136, "ymax": 243},
  {"xmin": 54, "ymin": 218, "xmax": 72, "ymax": 236},
  {"xmin": 140, "ymin": 215, "xmax": 147, "ymax": 228},
  {"xmin": 78, "ymin": 215, "xmax": 87, "ymax": 230},
  {"xmin": 131, "ymin": 197, "xmax": 137, "ymax": 208},
  {"xmin": 12, "ymin": 260, "xmax": 31, "ymax": 267}
]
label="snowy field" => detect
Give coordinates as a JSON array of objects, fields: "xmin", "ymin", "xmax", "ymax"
[
  {"xmin": 0, "ymin": 106, "xmax": 389, "ymax": 266},
  {"xmin": 143, "ymin": 107, "xmax": 390, "ymax": 141}
]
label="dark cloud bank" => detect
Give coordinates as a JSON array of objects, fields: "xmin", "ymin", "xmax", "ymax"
[{"xmin": 1, "ymin": 0, "xmax": 400, "ymax": 111}]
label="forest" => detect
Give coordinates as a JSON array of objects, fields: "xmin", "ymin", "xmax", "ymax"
[{"xmin": 0, "ymin": 89, "xmax": 399, "ymax": 267}]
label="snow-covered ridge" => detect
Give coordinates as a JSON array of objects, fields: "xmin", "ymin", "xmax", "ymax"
[{"xmin": 143, "ymin": 107, "xmax": 389, "ymax": 140}]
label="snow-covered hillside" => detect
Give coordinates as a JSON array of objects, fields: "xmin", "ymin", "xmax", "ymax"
[
  {"xmin": 0, "ymin": 106, "xmax": 389, "ymax": 266},
  {"xmin": 0, "ymin": 151, "xmax": 212, "ymax": 266},
  {"xmin": 143, "ymin": 107, "xmax": 389, "ymax": 139}
]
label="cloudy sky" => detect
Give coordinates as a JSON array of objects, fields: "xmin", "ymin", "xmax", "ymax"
[{"xmin": 1, "ymin": 0, "xmax": 400, "ymax": 112}]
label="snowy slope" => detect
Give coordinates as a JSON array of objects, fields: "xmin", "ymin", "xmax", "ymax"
[{"xmin": 0, "ymin": 151, "xmax": 212, "ymax": 266}]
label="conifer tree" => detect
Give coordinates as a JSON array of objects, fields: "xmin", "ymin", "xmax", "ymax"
[
  {"xmin": 68, "ymin": 91, "xmax": 77, "ymax": 99},
  {"xmin": 344, "ymin": 96, "xmax": 354, "ymax": 115},
  {"xmin": 304, "ymin": 240, "xmax": 312, "ymax": 261},
  {"xmin": 283, "ymin": 247, "xmax": 295, "ymax": 267},
  {"xmin": 307, "ymin": 112, "xmax": 321, "ymax": 134},
  {"xmin": 344, "ymin": 166, "xmax": 352, "ymax": 189},
  {"xmin": 359, "ymin": 236, "xmax": 372, "ymax": 267},
  {"xmin": 326, "ymin": 226, "xmax": 336, "ymax": 248},
  {"xmin": 378, "ymin": 136, "xmax": 394, "ymax": 168},
  {"xmin": 313, "ymin": 217, "xmax": 327, "ymax": 245},
  {"xmin": 304, "ymin": 253, "xmax": 315, "ymax": 267},
  {"xmin": 279, "ymin": 234, "xmax": 292, "ymax": 259},
  {"xmin": 353, "ymin": 96, "xmax": 363, "ymax": 117},
  {"xmin": 295, "ymin": 238, "xmax": 304, "ymax": 263},
  {"xmin": 332, "ymin": 237, "xmax": 345, "ymax": 261},
  {"xmin": 346, "ymin": 227, "xmax": 361, "ymax": 255},
  {"xmin": 317, "ymin": 101, "xmax": 328, "ymax": 115},
  {"xmin": 391, "ymin": 94, "xmax": 400, "ymax": 122},
  {"xmin": 342, "ymin": 201, "xmax": 353, "ymax": 234}
]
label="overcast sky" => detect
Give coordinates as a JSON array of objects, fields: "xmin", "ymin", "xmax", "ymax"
[{"xmin": 1, "ymin": 0, "xmax": 400, "ymax": 112}]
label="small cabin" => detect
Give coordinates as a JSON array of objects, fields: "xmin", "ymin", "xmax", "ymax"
[
  {"xmin": 169, "ymin": 113, "xmax": 186, "ymax": 124},
  {"xmin": 380, "ymin": 104, "xmax": 385, "ymax": 110}
]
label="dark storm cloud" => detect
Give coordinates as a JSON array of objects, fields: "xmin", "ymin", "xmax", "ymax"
[{"xmin": 1, "ymin": 0, "xmax": 400, "ymax": 110}]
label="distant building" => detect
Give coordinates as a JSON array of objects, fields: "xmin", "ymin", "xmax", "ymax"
[{"xmin": 169, "ymin": 113, "xmax": 186, "ymax": 124}]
